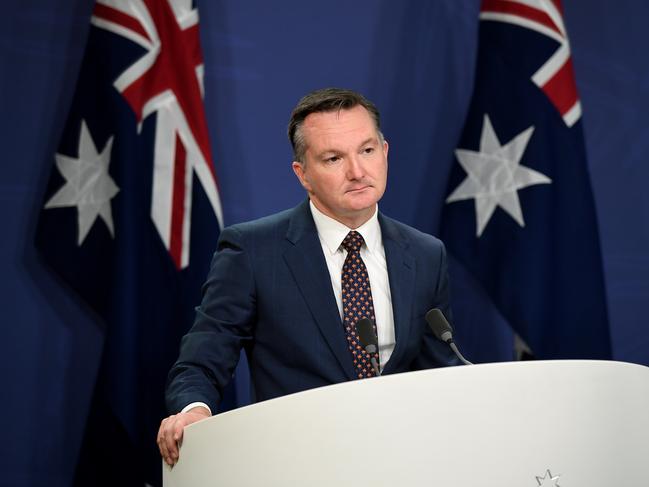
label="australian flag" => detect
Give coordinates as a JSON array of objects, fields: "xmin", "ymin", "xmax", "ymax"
[
  {"xmin": 441, "ymin": 0, "xmax": 611, "ymax": 360},
  {"xmin": 34, "ymin": 1, "xmax": 223, "ymax": 485}
]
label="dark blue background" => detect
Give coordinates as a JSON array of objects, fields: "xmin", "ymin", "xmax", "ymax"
[{"xmin": 1, "ymin": 1, "xmax": 647, "ymax": 485}]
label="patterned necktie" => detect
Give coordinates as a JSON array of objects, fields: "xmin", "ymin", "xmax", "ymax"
[{"xmin": 341, "ymin": 230, "xmax": 380, "ymax": 378}]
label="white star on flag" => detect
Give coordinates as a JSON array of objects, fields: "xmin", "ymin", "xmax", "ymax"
[
  {"xmin": 45, "ymin": 120, "xmax": 119, "ymax": 245},
  {"xmin": 446, "ymin": 114, "xmax": 552, "ymax": 237}
]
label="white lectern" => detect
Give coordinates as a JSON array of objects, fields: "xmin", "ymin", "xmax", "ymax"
[{"xmin": 163, "ymin": 360, "xmax": 649, "ymax": 486}]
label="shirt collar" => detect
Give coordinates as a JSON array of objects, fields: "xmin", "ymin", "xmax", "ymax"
[{"xmin": 309, "ymin": 200, "xmax": 381, "ymax": 255}]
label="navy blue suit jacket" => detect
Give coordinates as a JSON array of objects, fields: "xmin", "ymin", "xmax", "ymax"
[{"xmin": 166, "ymin": 200, "xmax": 457, "ymax": 413}]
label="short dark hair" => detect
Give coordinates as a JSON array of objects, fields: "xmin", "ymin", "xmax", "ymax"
[{"xmin": 287, "ymin": 88, "xmax": 383, "ymax": 162}]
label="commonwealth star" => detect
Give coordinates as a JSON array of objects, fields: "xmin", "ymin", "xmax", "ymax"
[
  {"xmin": 446, "ymin": 114, "xmax": 551, "ymax": 237},
  {"xmin": 45, "ymin": 120, "xmax": 119, "ymax": 245},
  {"xmin": 535, "ymin": 469, "xmax": 561, "ymax": 486}
]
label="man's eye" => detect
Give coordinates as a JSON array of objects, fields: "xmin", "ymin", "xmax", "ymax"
[
  {"xmin": 363, "ymin": 147, "xmax": 375, "ymax": 154},
  {"xmin": 326, "ymin": 156, "xmax": 341, "ymax": 163}
]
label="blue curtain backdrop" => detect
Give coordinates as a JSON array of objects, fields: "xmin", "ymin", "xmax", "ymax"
[{"xmin": 1, "ymin": 1, "xmax": 647, "ymax": 486}]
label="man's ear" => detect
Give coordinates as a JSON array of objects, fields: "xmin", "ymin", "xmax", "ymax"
[{"xmin": 292, "ymin": 161, "xmax": 312, "ymax": 192}]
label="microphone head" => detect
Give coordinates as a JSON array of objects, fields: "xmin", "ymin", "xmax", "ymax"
[
  {"xmin": 425, "ymin": 308, "xmax": 454, "ymax": 343},
  {"xmin": 356, "ymin": 318, "xmax": 378, "ymax": 352}
]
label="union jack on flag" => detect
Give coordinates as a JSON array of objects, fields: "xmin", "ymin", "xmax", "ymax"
[
  {"xmin": 479, "ymin": 0, "xmax": 581, "ymax": 126},
  {"xmin": 35, "ymin": 1, "xmax": 222, "ymax": 484},
  {"xmin": 441, "ymin": 0, "xmax": 611, "ymax": 360}
]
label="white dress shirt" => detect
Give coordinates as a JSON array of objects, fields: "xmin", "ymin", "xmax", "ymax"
[{"xmin": 309, "ymin": 201, "xmax": 396, "ymax": 370}]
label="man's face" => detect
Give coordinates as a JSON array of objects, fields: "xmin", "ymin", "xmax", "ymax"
[{"xmin": 292, "ymin": 105, "xmax": 388, "ymax": 228}]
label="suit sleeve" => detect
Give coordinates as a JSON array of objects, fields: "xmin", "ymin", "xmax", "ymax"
[
  {"xmin": 165, "ymin": 225, "xmax": 255, "ymax": 414},
  {"xmin": 412, "ymin": 240, "xmax": 461, "ymax": 369}
]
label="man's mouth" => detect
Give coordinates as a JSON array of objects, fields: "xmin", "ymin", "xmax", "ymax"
[{"xmin": 346, "ymin": 185, "xmax": 371, "ymax": 193}]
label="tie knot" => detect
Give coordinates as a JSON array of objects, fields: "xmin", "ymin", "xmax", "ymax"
[{"xmin": 342, "ymin": 231, "xmax": 365, "ymax": 253}]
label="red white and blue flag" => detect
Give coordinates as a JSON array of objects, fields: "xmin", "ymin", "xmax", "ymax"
[
  {"xmin": 441, "ymin": 0, "xmax": 611, "ymax": 359},
  {"xmin": 35, "ymin": 1, "xmax": 222, "ymax": 484}
]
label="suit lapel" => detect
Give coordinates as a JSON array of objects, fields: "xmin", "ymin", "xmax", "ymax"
[
  {"xmin": 379, "ymin": 214, "xmax": 416, "ymax": 374},
  {"xmin": 282, "ymin": 201, "xmax": 356, "ymax": 380}
]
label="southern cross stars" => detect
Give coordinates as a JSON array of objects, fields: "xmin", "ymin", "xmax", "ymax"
[
  {"xmin": 446, "ymin": 114, "xmax": 551, "ymax": 237},
  {"xmin": 45, "ymin": 120, "xmax": 119, "ymax": 245}
]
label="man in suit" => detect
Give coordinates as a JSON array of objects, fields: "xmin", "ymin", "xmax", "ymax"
[{"xmin": 157, "ymin": 88, "xmax": 457, "ymax": 465}]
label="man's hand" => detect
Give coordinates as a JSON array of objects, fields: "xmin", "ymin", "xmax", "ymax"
[{"xmin": 157, "ymin": 406, "xmax": 211, "ymax": 466}]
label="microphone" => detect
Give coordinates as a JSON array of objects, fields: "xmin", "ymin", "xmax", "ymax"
[
  {"xmin": 356, "ymin": 318, "xmax": 381, "ymax": 376},
  {"xmin": 425, "ymin": 308, "xmax": 473, "ymax": 365}
]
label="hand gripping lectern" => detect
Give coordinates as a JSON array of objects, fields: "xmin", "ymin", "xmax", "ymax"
[{"xmin": 163, "ymin": 360, "xmax": 649, "ymax": 486}]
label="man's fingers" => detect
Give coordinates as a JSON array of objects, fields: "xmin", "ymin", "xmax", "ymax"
[
  {"xmin": 173, "ymin": 420, "xmax": 185, "ymax": 442},
  {"xmin": 158, "ymin": 437, "xmax": 172, "ymax": 466},
  {"xmin": 157, "ymin": 410, "xmax": 210, "ymax": 466},
  {"xmin": 162, "ymin": 433, "xmax": 177, "ymax": 465},
  {"xmin": 167, "ymin": 423, "xmax": 181, "ymax": 462},
  {"xmin": 158, "ymin": 416, "xmax": 180, "ymax": 465}
]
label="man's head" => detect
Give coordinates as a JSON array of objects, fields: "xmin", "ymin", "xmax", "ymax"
[
  {"xmin": 290, "ymin": 88, "xmax": 388, "ymax": 229},
  {"xmin": 288, "ymin": 88, "xmax": 383, "ymax": 163}
]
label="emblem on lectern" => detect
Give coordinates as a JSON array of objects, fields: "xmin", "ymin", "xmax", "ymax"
[{"xmin": 535, "ymin": 469, "xmax": 561, "ymax": 486}]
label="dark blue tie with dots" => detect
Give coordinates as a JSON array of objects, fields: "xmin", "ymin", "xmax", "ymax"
[{"xmin": 341, "ymin": 230, "xmax": 380, "ymax": 378}]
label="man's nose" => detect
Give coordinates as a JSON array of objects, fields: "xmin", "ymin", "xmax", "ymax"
[{"xmin": 346, "ymin": 155, "xmax": 364, "ymax": 179}]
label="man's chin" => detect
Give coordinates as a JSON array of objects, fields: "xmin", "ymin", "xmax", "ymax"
[
  {"xmin": 346, "ymin": 188, "xmax": 381, "ymax": 205},
  {"xmin": 344, "ymin": 196, "xmax": 379, "ymax": 214}
]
